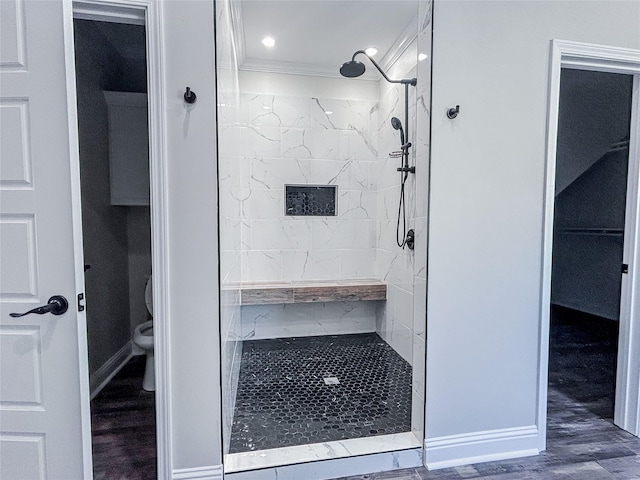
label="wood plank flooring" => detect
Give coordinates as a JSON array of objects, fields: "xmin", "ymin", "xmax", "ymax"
[{"xmin": 91, "ymin": 356, "xmax": 156, "ymax": 480}]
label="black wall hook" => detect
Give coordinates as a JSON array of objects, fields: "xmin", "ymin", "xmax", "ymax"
[
  {"xmin": 184, "ymin": 87, "xmax": 197, "ymax": 104},
  {"xmin": 447, "ymin": 105, "xmax": 460, "ymax": 119}
]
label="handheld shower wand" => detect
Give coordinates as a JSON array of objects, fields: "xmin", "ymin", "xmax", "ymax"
[{"xmin": 391, "ymin": 116, "xmax": 405, "ymax": 145}]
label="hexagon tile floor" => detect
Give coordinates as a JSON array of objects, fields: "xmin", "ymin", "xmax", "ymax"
[{"xmin": 229, "ymin": 333, "xmax": 413, "ymax": 453}]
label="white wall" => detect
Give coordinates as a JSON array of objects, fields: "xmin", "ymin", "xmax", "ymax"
[
  {"xmin": 162, "ymin": 0, "xmax": 222, "ymax": 471},
  {"xmin": 426, "ymin": 0, "xmax": 640, "ymax": 467}
]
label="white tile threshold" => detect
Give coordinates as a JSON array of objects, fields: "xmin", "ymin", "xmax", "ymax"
[{"xmin": 224, "ymin": 431, "xmax": 422, "ymax": 473}]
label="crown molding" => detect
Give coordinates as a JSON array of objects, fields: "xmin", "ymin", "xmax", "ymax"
[
  {"xmin": 231, "ymin": 6, "xmax": 418, "ymax": 80},
  {"xmin": 239, "ymin": 58, "xmax": 379, "ymax": 81},
  {"xmin": 378, "ymin": 16, "xmax": 418, "ymax": 74}
]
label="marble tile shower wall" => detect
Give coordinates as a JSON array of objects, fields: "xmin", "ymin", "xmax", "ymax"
[
  {"xmin": 216, "ymin": 0, "xmax": 243, "ymax": 455},
  {"xmin": 236, "ymin": 93, "xmax": 379, "ymax": 282},
  {"xmin": 374, "ymin": 43, "xmax": 419, "ymax": 367}
]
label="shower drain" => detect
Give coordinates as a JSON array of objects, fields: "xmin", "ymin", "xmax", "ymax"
[{"xmin": 323, "ymin": 376, "xmax": 340, "ymax": 385}]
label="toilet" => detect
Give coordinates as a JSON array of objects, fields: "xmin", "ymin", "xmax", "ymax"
[{"xmin": 133, "ymin": 276, "xmax": 154, "ymax": 391}]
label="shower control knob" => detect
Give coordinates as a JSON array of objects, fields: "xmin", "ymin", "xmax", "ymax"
[{"xmin": 406, "ymin": 229, "xmax": 415, "ymax": 250}]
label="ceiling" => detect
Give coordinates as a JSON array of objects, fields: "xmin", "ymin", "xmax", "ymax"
[{"xmin": 236, "ymin": 0, "xmax": 419, "ymax": 79}]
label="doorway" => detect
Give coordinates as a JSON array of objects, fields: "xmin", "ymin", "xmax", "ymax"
[
  {"xmin": 540, "ymin": 40, "xmax": 640, "ymax": 448},
  {"xmin": 72, "ymin": 17, "xmax": 156, "ymax": 479},
  {"xmin": 549, "ymin": 67, "xmax": 633, "ymax": 427}
]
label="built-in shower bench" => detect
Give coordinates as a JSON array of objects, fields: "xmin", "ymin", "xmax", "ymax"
[{"xmin": 236, "ymin": 279, "xmax": 387, "ymax": 306}]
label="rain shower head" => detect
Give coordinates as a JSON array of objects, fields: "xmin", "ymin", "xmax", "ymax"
[
  {"xmin": 339, "ymin": 60, "xmax": 366, "ymax": 78},
  {"xmin": 339, "ymin": 50, "xmax": 417, "ymax": 86},
  {"xmin": 391, "ymin": 117, "xmax": 405, "ymax": 145}
]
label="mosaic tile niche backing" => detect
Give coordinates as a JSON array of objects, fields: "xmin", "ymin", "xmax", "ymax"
[
  {"xmin": 229, "ymin": 333, "xmax": 412, "ymax": 453},
  {"xmin": 285, "ymin": 185, "xmax": 337, "ymax": 216}
]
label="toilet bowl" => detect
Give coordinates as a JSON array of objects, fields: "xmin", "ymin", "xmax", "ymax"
[{"xmin": 132, "ymin": 276, "xmax": 154, "ymax": 391}]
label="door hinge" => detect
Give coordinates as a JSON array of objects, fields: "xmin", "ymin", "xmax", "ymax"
[
  {"xmin": 77, "ymin": 293, "xmax": 85, "ymax": 312},
  {"xmin": 622, "ymin": 263, "xmax": 629, "ymax": 274}
]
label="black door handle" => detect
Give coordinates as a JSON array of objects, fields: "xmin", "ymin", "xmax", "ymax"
[{"xmin": 10, "ymin": 295, "xmax": 69, "ymax": 318}]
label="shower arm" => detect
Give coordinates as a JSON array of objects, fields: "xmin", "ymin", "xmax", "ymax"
[
  {"xmin": 352, "ymin": 51, "xmax": 417, "ymax": 176},
  {"xmin": 351, "ymin": 50, "xmax": 417, "ymax": 87}
]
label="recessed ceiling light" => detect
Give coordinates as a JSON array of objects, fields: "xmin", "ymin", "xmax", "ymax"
[
  {"xmin": 365, "ymin": 47, "xmax": 378, "ymax": 57},
  {"xmin": 262, "ymin": 36, "xmax": 275, "ymax": 48},
  {"xmin": 418, "ymin": 53, "xmax": 428, "ymax": 61}
]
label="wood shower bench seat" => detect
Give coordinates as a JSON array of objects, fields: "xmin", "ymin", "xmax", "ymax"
[{"xmin": 234, "ymin": 279, "xmax": 387, "ymax": 306}]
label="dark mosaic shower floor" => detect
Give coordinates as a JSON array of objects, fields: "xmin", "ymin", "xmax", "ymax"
[{"xmin": 229, "ymin": 333, "xmax": 412, "ymax": 453}]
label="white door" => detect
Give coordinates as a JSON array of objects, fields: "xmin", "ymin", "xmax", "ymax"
[{"xmin": 0, "ymin": 0, "xmax": 91, "ymax": 478}]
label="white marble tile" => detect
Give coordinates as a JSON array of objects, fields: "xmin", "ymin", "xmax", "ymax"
[
  {"xmin": 412, "ymin": 334, "xmax": 426, "ymax": 398},
  {"xmin": 218, "ymin": 123, "xmax": 242, "ymax": 158},
  {"xmin": 246, "ymin": 95, "xmax": 284, "ymax": 127},
  {"xmin": 282, "ymin": 128, "xmax": 340, "ymax": 160},
  {"xmin": 418, "ymin": 0, "xmax": 433, "ymax": 38},
  {"xmin": 339, "ymin": 129, "xmax": 378, "ymax": 160},
  {"xmin": 250, "ymin": 219, "xmax": 312, "ymax": 251},
  {"xmin": 312, "ymin": 98, "xmax": 377, "ymax": 132},
  {"xmin": 311, "ymin": 219, "xmax": 376, "ymax": 250},
  {"xmin": 242, "ymin": 250, "xmax": 283, "ymax": 282},
  {"xmin": 415, "ymin": 152, "xmax": 430, "ymax": 218},
  {"xmin": 338, "ymin": 190, "xmax": 375, "ymax": 220},
  {"xmin": 249, "ymin": 157, "xmax": 314, "ymax": 190},
  {"xmin": 413, "ymin": 276, "xmax": 427, "ymax": 339},
  {"xmin": 413, "ymin": 216, "xmax": 428, "ymax": 279},
  {"xmin": 392, "ymin": 284, "xmax": 414, "ymax": 331},
  {"xmin": 312, "ymin": 160, "xmax": 372, "ymax": 191},
  {"xmin": 241, "ymin": 188, "xmax": 283, "ymax": 220},
  {"xmin": 241, "ymin": 125, "xmax": 281, "ymax": 158},
  {"xmin": 339, "ymin": 249, "xmax": 376, "ymax": 279},
  {"xmin": 411, "ymin": 385, "xmax": 426, "ymax": 442},
  {"xmin": 224, "ymin": 431, "xmax": 422, "ymax": 474},
  {"xmin": 390, "ymin": 320, "xmax": 413, "ymax": 365},
  {"xmin": 240, "ymin": 302, "xmax": 378, "ymax": 340},
  {"xmin": 281, "ymin": 250, "xmax": 341, "ymax": 280}
]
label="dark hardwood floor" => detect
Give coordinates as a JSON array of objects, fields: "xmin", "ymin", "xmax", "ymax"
[
  {"xmin": 91, "ymin": 356, "xmax": 156, "ymax": 480},
  {"xmin": 334, "ymin": 307, "xmax": 640, "ymax": 480}
]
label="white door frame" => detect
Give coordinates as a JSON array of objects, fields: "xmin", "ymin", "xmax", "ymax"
[
  {"xmin": 64, "ymin": 0, "xmax": 172, "ymax": 477},
  {"xmin": 539, "ymin": 39, "xmax": 640, "ymax": 450}
]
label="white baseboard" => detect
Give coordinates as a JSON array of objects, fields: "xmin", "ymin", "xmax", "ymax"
[
  {"xmin": 425, "ymin": 425, "xmax": 540, "ymax": 470},
  {"xmin": 172, "ymin": 465, "xmax": 223, "ymax": 480},
  {"xmin": 90, "ymin": 341, "xmax": 133, "ymax": 399}
]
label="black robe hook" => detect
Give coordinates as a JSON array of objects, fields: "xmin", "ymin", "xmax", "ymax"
[{"xmin": 184, "ymin": 87, "xmax": 197, "ymax": 104}]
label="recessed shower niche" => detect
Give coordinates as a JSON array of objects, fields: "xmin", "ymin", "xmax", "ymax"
[
  {"xmin": 216, "ymin": 0, "xmax": 432, "ymax": 473},
  {"xmin": 285, "ymin": 185, "xmax": 337, "ymax": 216}
]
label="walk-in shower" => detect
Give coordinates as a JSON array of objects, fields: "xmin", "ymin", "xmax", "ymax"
[{"xmin": 216, "ymin": 0, "xmax": 431, "ymax": 473}]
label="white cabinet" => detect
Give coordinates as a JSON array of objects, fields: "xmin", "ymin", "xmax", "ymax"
[{"xmin": 104, "ymin": 91, "xmax": 149, "ymax": 206}]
